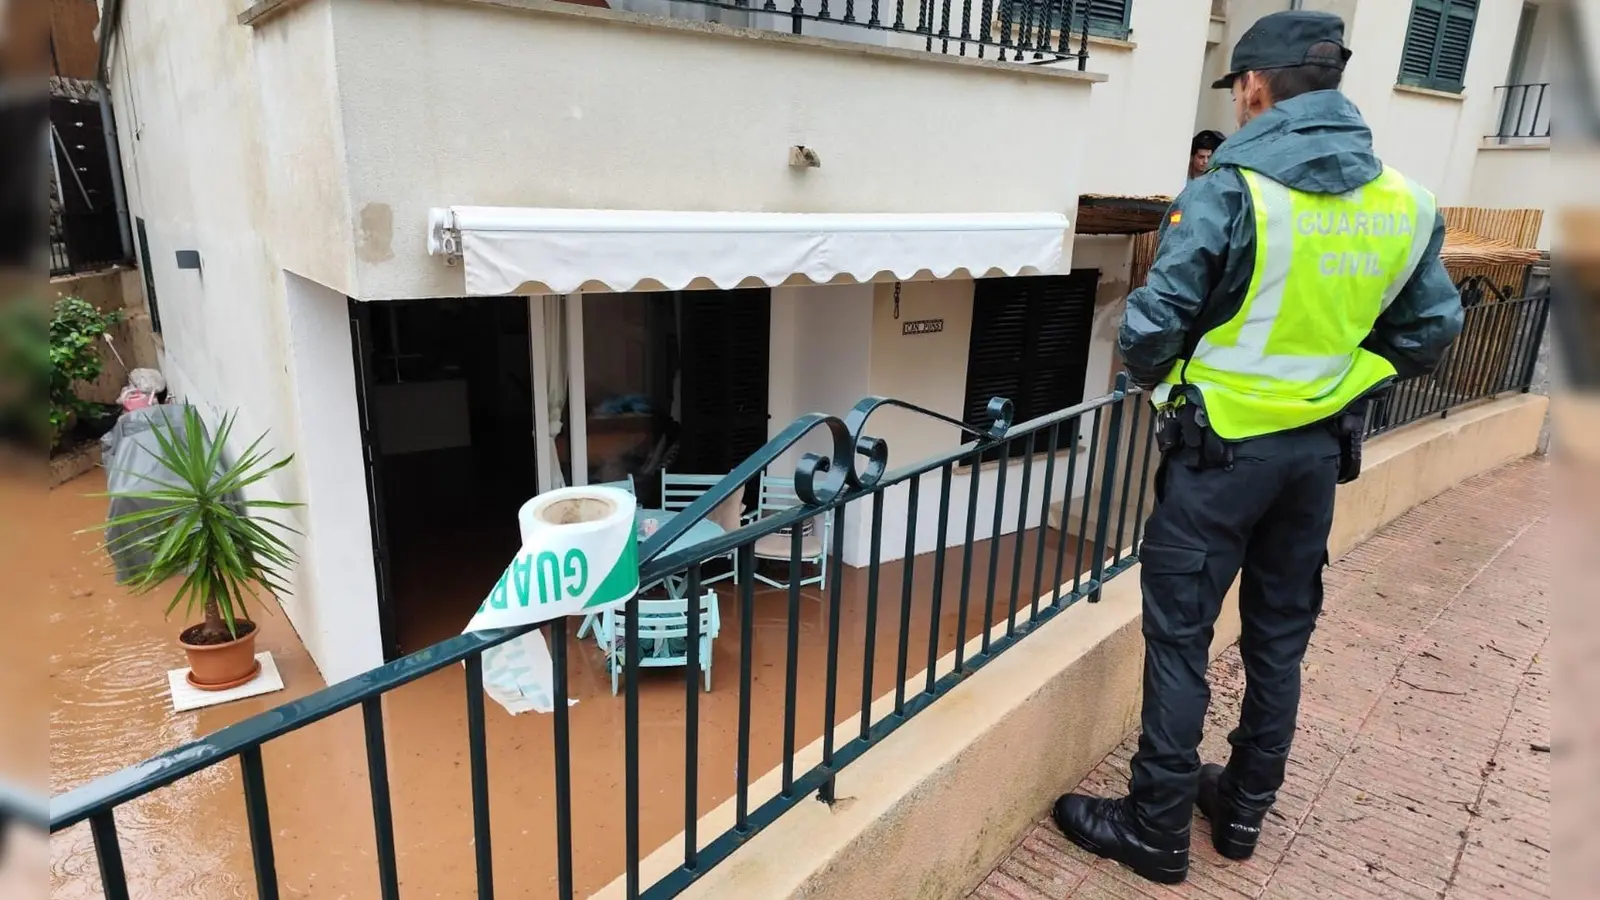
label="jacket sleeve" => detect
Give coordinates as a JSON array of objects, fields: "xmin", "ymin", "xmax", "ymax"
[
  {"xmin": 1116, "ymin": 173, "xmax": 1244, "ymax": 388},
  {"xmin": 1361, "ymin": 210, "xmax": 1464, "ymax": 379}
]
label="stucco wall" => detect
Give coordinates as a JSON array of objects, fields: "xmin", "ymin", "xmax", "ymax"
[
  {"xmin": 111, "ymin": 0, "xmax": 1099, "ymax": 680},
  {"xmin": 1339, "ymin": 0, "xmax": 1526, "ymax": 203},
  {"xmin": 768, "ymin": 284, "xmax": 875, "ymax": 473},
  {"xmin": 1064, "ymin": 2, "xmax": 1214, "ymax": 198},
  {"xmin": 767, "ymin": 276, "xmax": 1110, "ymax": 568},
  {"xmin": 252, "ymin": 0, "xmax": 358, "ymax": 293},
  {"xmin": 106, "ymin": 0, "xmax": 365, "ymax": 680},
  {"xmin": 317, "ymin": 0, "xmax": 1099, "ymax": 300},
  {"xmin": 1469, "ymin": 147, "xmax": 1554, "ymax": 249}
]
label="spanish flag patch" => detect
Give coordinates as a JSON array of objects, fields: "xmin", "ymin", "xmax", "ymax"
[{"xmin": 1169, "ymin": 211, "xmax": 1183, "ymax": 226}]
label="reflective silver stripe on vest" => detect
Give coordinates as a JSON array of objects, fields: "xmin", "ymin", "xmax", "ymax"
[
  {"xmin": 1191, "ymin": 172, "xmax": 1295, "ymax": 372},
  {"xmin": 1187, "ymin": 170, "xmax": 1432, "ymax": 385},
  {"xmin": 1380, "ymin": 174, "xmax": 1439, "ymax": 314}
]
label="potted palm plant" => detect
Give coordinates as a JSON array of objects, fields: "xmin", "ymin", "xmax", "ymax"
[{"xmin": 99, "ymin": 404, "xmax": 300, "ymax": 690}]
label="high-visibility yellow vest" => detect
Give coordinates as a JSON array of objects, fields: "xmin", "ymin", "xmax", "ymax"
[{"xmin": 1153, "ymin": 165, "xmax": 1437, "ymax": 440}]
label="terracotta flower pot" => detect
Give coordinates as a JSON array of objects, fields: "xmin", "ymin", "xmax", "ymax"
[{"xmin": 179, "ymin": 622, "xmax": 261, "ymax": 691}]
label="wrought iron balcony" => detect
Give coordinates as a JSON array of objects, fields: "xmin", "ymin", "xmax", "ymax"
[
  {"xmin": 51, "ymin": 377, "xmax": 1158, "ymax": 900},
  {"xmin": 615, "ymin": 0, "xmax": 1106, "ymax": 67},
  {"xmin": 1488, "ymin": 82, "xmax": 1551, "ymax": 142}
]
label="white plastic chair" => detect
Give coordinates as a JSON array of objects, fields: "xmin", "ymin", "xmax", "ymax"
[
  {"xmin": 605, "ymin": 592, "xmax": 721, "ymax": 695},
  {"xmin": 659, "ymin": 471, "xmax": 745, "ymax": 586},
  {"xmin": 751, "ymin": 476, "xmax": 829, "ymax": 592}
]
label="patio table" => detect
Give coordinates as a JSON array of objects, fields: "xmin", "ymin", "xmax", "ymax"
[{"xmin": 576, "ymin": 508, "xmax": 725, "ymax": 642}]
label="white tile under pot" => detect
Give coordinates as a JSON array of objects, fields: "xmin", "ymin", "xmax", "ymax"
[{"xmin": 166, "ymin": 652, "xmax": 285, "ymax": 712}]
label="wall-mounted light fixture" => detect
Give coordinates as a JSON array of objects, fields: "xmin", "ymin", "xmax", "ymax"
[
  {"xmin": 788, "ymin": 145, "xmax": 821, "ymax": 168},
  {"xmin": 174, "ymin": 250, "xmax": 202, "ymax": 271}
]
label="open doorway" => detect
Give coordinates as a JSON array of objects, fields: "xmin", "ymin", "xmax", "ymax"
[
  {"xmin": 351, "ymin": 289, "xmax": 772, "ymax": 657},
  {"xmin": 351, "ymin": 296, "xmax": 537, "ymax": 653}
]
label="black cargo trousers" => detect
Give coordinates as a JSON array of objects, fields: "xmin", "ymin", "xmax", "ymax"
[{"xmin": 1126, "ymin": 423, "xmax": 1342, "ymax": 837}]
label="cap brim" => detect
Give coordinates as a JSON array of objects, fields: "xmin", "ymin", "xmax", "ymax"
[{"xmin": 1211, "ymin": 72, "xmax": 1238, "ymax": 89}]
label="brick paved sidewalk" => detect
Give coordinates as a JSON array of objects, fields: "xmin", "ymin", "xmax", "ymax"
[{"xmin": 971, "ymin": 458, "xmax": 1551, "ymax": 900}]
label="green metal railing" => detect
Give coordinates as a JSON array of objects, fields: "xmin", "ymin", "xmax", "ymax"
[
  {"xmin": 49, "ymin": 375, "xmax": 1158, "ymax": 900},
  {"xmin": 1366, "ymin": 281, "xmax": 1549, "ymax": 437}
]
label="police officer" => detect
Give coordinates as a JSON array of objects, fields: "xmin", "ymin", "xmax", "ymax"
[{"xmin": 1052, "ymin": 11, "xmax": 1464, "ymax": 885}]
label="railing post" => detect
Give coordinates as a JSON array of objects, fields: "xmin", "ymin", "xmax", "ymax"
[
  {"xmin": 551, "ymin": 618, "xmax": 575, "ymax": 900},
  {"xmin": 1518, "ymin": 293, "xmax": 1551, "ymax": 393},
  {"xmin": 89, "ymin": 812, "xmax": 131, "ymax": 900},
  {"xmin": 361, "ymin": 698, "xmax": 401, "ymax": 900},
  {"xmin": 1089, "ymin": 373, "xmax": 1127, "ymax": 601},
  {"xmin": 1076, "ymin": 0, "xmax": 1090, "ymax": 70},
  {"xmin": 464, "ymin": 654, "xmax": 496, "ymax": 900}
]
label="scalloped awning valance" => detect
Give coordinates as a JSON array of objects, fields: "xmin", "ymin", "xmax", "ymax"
[{"xmin": 426, "ymin": 207, "xmax": 1069, "ymax": 295}]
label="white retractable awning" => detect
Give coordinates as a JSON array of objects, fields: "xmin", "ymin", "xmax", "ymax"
[{"xmin": 426, "ymin": 207, "xmax": 1069, "ymax": 296}]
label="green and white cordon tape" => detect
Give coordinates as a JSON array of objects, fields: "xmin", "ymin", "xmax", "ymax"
[{"xmin": 462, "ymin": 485, "xmax": 640, "ymax": 714}]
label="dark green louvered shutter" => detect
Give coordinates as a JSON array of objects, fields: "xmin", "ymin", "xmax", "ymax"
[
  {"xmin": 677, "ymin": 289, "xmax": 771, "ymax": 475},
  {"xmin": 1084, "ymin": 0, "xmax": 1131, "ymax": 37},
  {"xmin": 1399, "ymin": 0, "xmax": 1478, "ymax": 93},
  {"xmin": 962, "ymin": 271, "xmax": 1098, "ymax": 460},
  {"xmin": 1010, "ymin": 0, "xmax": 1131, "ymax": 39},
  {"xmin": 1058, "ymin": 0, "xmax": 1131, "ymax": 38}
]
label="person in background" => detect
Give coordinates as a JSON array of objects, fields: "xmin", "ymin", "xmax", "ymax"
[
  {"xmin": 1051, "ymin": 10, "xmax": 1463, "ymax": 885},
  {"xmin": 1188, "ymin": 130, "xmax": 1226, "ymax": 180}
]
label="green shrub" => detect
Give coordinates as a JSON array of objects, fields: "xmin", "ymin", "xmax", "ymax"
[{"xmin": 49, "ymin": 295, "xmax": 122, "ymax": 448}]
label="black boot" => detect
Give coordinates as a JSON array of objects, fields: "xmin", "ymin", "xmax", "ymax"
[
  {"xmin": 1052, "ymin": 794, "xmax": 1189, "ymax": 885},
  {"xmin": 1196, "ymin": 764, "xmax": 1264, "ymax": 860}
]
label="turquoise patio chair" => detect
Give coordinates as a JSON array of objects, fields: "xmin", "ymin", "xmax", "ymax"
[
  {"xmin": 660, "ymin": 471, "xmax": 746, "ymax": 586},
  {"xmin": 605, "ymin": 591, "xmax": 721, "ymax": 694}
]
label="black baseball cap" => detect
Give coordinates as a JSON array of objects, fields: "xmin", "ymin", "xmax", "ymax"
[{"xmin": 1211, "ymin": 10, "xmax": 1353, "ymax": 89}]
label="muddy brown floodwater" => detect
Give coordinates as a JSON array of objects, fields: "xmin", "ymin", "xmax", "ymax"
[{"xmin": 46, "ymin": 466, "xmax": 1091, "ymax": 899}]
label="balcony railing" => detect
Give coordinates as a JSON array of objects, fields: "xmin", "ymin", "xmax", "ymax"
[
  {"xmin": 1366, "ymin": 278, "xmax": 1549, "ymax": 438},
  {"xmin": 631, "ymin": 0, "xmax": 1103, "ymax": 66},
  {"xmin": 49, "ymin": 112, "xmax": 129, "ymax": 277},
  {"xmin": 1488, "ymin": 82, "xmax": 1551, "ymax": 142},
  {"xmin": 50, "ymin": 207, "xmax": 127, "ymax": 277},
  {"xmin": 50, "ymin": 376, "xmax": 1158, "ymax": 900}
]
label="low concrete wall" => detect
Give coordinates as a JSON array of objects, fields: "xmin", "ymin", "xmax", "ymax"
[{"xmin": 597, "ymin": 392, "xmax": 1549, "ymax": 900}]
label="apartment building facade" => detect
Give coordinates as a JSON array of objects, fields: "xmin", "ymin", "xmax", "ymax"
[{"xmin": 103, "ymin": 0, "xmax": 1557, "ymax": 683}]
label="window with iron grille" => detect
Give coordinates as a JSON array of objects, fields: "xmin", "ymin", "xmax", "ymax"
[
  {"xmin": 997, "ymin": 0, "xmax": 1132, "ymax": 41},
  {"xmin": 1398, "ymin": 0, "xmax": 1479, "ymax": 93},
  {"xmin": 135, "ymin": 217, "xmax": 162, "ymax": 334},
  {"xmin": 961, "ymin": 271, "xmax": 1099, "ymax": 461}
]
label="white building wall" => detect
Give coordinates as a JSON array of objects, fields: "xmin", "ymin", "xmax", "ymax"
[
  {"xmin": 320, "ymin": 0, "xmax": 1098, "ymax": 300},
  {"xmin": 766, "ymin": 283, "xmax": 875, "ymax": 499},
  {"xmin": 1470, "ymin": 148, "xmax": 1555, "ymax": 249},
  {"xmin": 799, "ymin": 268, "xmax": 1129, "ymax": 568},
  {"xmin": 282, "ymin": 275, "xmax": 386, "ymax": 679},
  {"xmin": 1067, "ymin": 2, "xmax": 1215, "ymax": 198},
  {"xmin": 106, "ymin": 0, "xmax": 385, "ymax": 678},
  {"xmin": 1321, "ymin": 0, "xmax": 1525, "ymax": 204},
  {"xmin": 107, "ymin": 0, "xmax": 1100, "ymax": 679}
]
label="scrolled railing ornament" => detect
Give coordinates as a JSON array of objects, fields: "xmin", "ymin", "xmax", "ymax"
[
  {"xmin": 637, "ymin": 395, "xmax": 1014, "ymax": 566},
  {"xmin": 638, "ymin": 410, "xmax": 854, "ymax": 565}
]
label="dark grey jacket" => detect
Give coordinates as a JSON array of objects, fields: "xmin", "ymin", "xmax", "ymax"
[{"xmin": 1117, "ymin": 90, "xmax": 1464, "ymax": 388}]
